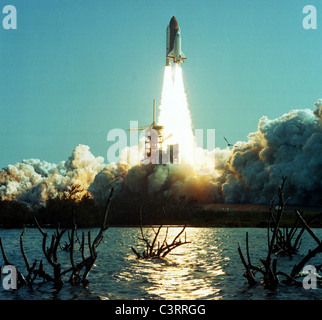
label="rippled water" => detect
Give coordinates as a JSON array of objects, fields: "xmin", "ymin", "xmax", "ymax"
[{"xmin": 0, "ymin": 227, "xmax": 321, "ymax": 300}]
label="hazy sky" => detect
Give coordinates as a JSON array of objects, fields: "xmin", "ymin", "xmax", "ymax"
[{"xmin": 1, "ymin": 0, "xmax": 322, "ymax": 168}]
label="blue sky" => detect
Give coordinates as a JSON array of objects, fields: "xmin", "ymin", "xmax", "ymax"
[{"xmin": 1, "ymin": 0, "xmax": 322, "ymax": 168}]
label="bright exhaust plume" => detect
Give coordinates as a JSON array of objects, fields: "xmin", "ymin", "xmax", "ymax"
[{"xmin": 158, "ymin": 65, "xmax": 195, "ymax": 164}]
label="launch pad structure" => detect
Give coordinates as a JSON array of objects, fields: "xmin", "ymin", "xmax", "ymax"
[{"xmin": 127, "ymin": 100, "xmax": 179, "ymax": 165}]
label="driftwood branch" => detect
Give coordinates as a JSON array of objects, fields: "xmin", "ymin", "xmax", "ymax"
[
  {"xmin": 69, "ymin": 187, "xmax": 114, "ymax": 285},
  {"xmin": 295, "ymin": 210, "xmax": 320, "ymax": 245},
  {"xmin": 238, "ymin": 176, "xmax": 322, "ymax": 289},
  {"xmin": 0, "ymin": 236, "xmax": 27, "ymax": 287},
  {"xmin": 288, "ymin": 211, "xmax": 322, "ymax": 281},
  {"xmin": 0, "ymin": 187, "xmax": 114, "ymax": 290},
  {"xmin": 131, "ymin": 206, "xmax": 190, "ymax": 259}
]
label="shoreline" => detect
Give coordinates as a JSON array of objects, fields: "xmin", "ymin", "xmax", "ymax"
[
  {"xmin": 1, "ymin": 201, "xmax": 321, "ymax": 229},
  {"xmin": 2, "ymin": 210, "xmax": 322, "ymax": 228}
]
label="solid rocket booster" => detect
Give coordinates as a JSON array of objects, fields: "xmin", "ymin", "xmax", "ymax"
[{"xmin": 166, "ymin": 16, "xmax": 186, "ymax": 66}]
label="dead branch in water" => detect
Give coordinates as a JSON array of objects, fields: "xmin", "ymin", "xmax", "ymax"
[
  {"xmin": 0, "ymin": 187, "xmax": 114, "ymax": 289},
  {"xmin": 238, "ymin": 177, "xmax": 322, "ymax": 289},
  {"xmin": 287, "ymin": 210, "xmax": 322, "ymax": 283},
  {"xmin": 131, "ymin": 206, "xmax": 190, "ymax": 259},
  {"xmin": 267, "ymin": 185, "xmax": 304, "ymax": 258},
  {"xmin": 0, "ymin": 237, "xmax": 27, "ymax": 288},
  {"xmin": 239, "ymin": 177, "xmax": 289, "ymax": 289}
]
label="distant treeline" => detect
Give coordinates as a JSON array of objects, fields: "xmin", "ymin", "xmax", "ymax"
[
  {"xmin": 0, "ymin": 194, "xmax": 201, "ymax": 228},
  {"xmin": 0, "ymin": 197, "xmax": 100, "ymax": 228},
  {"xmin": 1, "ymin": 194, "xmax": 322, "ymax": 228}
]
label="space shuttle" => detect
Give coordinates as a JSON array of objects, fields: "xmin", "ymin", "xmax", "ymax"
[{"xmin": 166, "ymin": 16, "xmax": 186, "ymax": 66}]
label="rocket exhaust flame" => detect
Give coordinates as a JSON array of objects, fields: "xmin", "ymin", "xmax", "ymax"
[{"xmin": 158, "ymin": 64, "xmax": 195, "ymax": 164}]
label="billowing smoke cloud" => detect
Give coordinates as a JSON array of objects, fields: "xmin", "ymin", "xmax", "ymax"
[
  {"xmin": 1, "ymin": 102, "xmax": 322, "ymax": 207},
  {"xmin": 0, "ymin": 145, "xmax": 106, "ymax": 207},
  {"xmin": 219, "ymin": 106, "xmax": 322, "ymax": 205},
  {"xmin": 90, "ymin": 102, "xmax": 322, "ymax": 206},
  {"xmin": 314, "ymin": 99, "xmax": 322, "ymax": 120}
]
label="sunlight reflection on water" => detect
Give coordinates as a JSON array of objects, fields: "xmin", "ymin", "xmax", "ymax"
[
  {"xmin": 0, "ymin": 227, "xmax": 322, "ymax": 300},
  {"xmin": 113, "ymin": 228, "xmax": 227, "ymax": 299}
]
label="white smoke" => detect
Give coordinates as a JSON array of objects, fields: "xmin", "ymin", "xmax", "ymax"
[
  {"xmin": 218, "ymin": 107, "xmax": 322, "ymax": 205},
  {"xmin": 89, "ymin": 102, "xmax": 322, "ymax": 206},
  {"xmin": 314, "ymin": 99, "xmax": 322, "ymax": 120},
  {"xmin": 1, "ymin": 102, "xmax": 322, "ymax": 207},
  {"xmin": 0, "ymin": 144, "xmax": 106, "ymax": 207}
]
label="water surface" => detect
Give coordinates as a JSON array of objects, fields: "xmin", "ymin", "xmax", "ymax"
[{"xmin": 0, "ymin": 227, "xmax": 321, "ymax": 300}]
